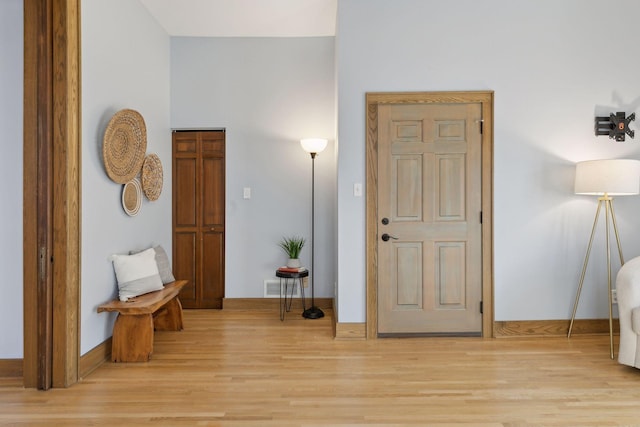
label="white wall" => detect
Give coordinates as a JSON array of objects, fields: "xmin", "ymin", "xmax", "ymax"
[
  {"xmin": 336, "ymin": 0, "xmax": 640, "ymax": 323},
  {"xmin": 0, "ymin": 0, "xmax": 23, "ymax": 358},
  {"xmin": 81, "ymin": 0, "xmax": 171, "ymax": 354},
  {"xmin": 171, "ymin": 37, "xmax": 336, "ymax": 298}
]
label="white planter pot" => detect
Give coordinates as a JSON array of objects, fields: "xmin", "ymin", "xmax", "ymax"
[{"xmin": 287, "ymin": 258, "xmax": 301, "ymax": 268}]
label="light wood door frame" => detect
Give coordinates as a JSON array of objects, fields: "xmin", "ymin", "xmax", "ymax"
[
  {"xmin": 366, "ymin": 91, "xmax": 494, "ymax": 339},
  {"xmin": 23, "ymin": 0, "xmax": 81, "ymax": 388}
]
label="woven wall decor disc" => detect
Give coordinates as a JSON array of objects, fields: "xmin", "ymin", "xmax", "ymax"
[
  {"xmin": 141, "ymin": 153, "xmax": 163, "ymax": 201},
  {"xmin": 122, "ymin": 178, "xmax": 142, "ymax": 217},
  {"xmin": 103, "ymin": 109, "xmax": 147, "ymax": 184}
]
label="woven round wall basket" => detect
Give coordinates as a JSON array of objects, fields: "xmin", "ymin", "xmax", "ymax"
[
  {"xmin": 103, "ymin": 109, "xmax": 147, "ymax": 184},
  {"xmin": 141, "ymin": 153, "xmax": 163, "ymax": 201},
  {"xmin": 122, "ymin": 178, "xmax": 142, "ymax": 217}
]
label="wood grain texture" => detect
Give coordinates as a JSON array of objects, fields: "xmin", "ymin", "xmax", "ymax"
[
  {"xmin": 377, "ymin": 103, "xmax": 483, "ymax": 334},
  {"xmin": 111, "ymin": 314, "xmax": 155, "ymax": 363},
  {"xmin": 153, "ymin": 297, "xmax": 185, "ymax": 331},
  {"xmin": 335, "ymin": 322, "xmax": 366, "ymax": 340},
  {"xmin": 480, "ymin": 94, "xmax": 495, "ymax": 338},
  {"xmin": 222, "ymin": 297, "xmax": 333, "ymax": 310},
  {"xmin": 23, "ymin": 0, "xmax": 82, "ymax": 389},
  {"xmin": 79, "ymin": 339, "xmax": 111, "ymax": 380},
  {"xmin": 0, "ymin": 360, "xmax": 22, "ymax": 378},
  {"xmin": 495, "ymin": 319, "xmax": 620, "ymax": 337},
  {"xmin": 2, "ymin": 309, "xmax": 640, "ymax": 426},
  {"xmin": 366, "ymin": 100, "xmax": 379, "ymax": 339},
  {"xmin": 97, "ymin": 281, "xmax": 188, "ymax": 315},
  {"xmin": 173, "ymin": 130, "xmax": 225, "ymax": 309},
  {"xmin": 51, "ymin": 0, "xmax": 81, "ymax": 388},
  {"xmin": 98, "ymin": 281, "xmax": 187, "ymax": 363},
  {"xmin": 366, "ymin": 92, "xmax": 494, "ymax": 339},
  {"xmin": 22, "ymin": 0, "xmax": 46, "ymax": 389},
  {"xmin": 367, "ymin": 91, "xmax": 494, "ymax": 105}
]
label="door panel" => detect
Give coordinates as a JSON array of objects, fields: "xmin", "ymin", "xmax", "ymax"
[
  {"xmin": 173, "ymin": 130, "xmax": 225, "ymax": 309},
  {"xmin": 395, "ymin": 242, "xmax": 423, "ymax": 308},
  {"xmin": 202, "ymin": 157, "xmax": 224, "ymax": 227},
  {"xmin": 202, "ymin": 131, "xmax": 224, "ymax": 154},
  {"xmin": 202, "ymin": 231, "xmax": 224, "ymax": 308},
  {"xmin": 436, "ymin": 241, "xmax": 466, "ymax": 308},
  {"xmin": 175, "ymin": 158, "xmax": 197, "ymax": 227},
  {"xmin": 174, "ymin": 231, "xmax": 197, "ymax": 305},
  {"xmin": 394, "ymin": 156, "xmax": 422, "ymax": 221},
  {"xmin": 378, "ymin": 103, "xmax": 482, "ymax": 335},
  {"xmin": 437, "ymin": 154, "xmax": 465, "ymax": 220}
]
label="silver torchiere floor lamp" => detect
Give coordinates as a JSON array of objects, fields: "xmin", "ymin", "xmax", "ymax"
[
  {"xmin": 568, "ymin": 159, "xmax": 640, "ymax": 359},
  {"xmin": 300, "ymin": 138, "xmax": 327, "ymax": 319}
]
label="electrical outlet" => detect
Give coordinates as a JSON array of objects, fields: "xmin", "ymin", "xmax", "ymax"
[
  {"xmin": 302, "ymin": 276, "xmax": 309, "ymax": 288},
  {"xmin": 612, "ymin": 289, "xmax": 618, "ymax": 304}
]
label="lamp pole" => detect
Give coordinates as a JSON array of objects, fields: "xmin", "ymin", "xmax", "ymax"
[
  {"xmin": 300, "ymin": 138, "xmax": 327, "ymax": 319},
  {"xmin": 303, "ymin": 151, "xmax": 324, "ymax": 319}
]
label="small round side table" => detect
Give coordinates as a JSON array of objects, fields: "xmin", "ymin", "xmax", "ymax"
[{"xmin": 275, "ymin": 269, "xmax": 308, "ymax": 321}]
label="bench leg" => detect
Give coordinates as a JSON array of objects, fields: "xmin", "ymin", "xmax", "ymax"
[
  {"xmin": 111, "ymin": 313, "xmax": 154, "ymax": 362},
  {"xmin": 154, "ymin": 297, "xmax": 184, "ymax": 331}
]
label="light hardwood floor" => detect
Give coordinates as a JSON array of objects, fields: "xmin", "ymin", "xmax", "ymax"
[{"xmin": 2, "ymin": 309, "xmax": 640, "ymax": 426}]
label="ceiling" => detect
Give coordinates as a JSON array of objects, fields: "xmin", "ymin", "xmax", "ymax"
[{"xmin": 139, "ymin": 0, "xmax": 337, "ymax": 37}]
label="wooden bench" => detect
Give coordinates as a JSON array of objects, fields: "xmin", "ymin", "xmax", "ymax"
[{"xmin": 97, "ymin": 280, "xmax": 188, "ymax": 362}]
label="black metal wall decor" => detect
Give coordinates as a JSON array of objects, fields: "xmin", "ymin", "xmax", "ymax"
[{"xmin": 595, "ymin": 112, "xmax": 635, "ymax": 142}]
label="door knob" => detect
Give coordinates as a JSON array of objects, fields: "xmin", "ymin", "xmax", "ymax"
[
  {"xmin": 381, "ymin": 233, "xmax": 398, "ymax": 242},
  {"xmin": 381, "ymin": 217, "xmax": 389, "ymax": 225}
]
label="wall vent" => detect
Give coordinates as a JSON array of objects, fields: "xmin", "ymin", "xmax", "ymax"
[{"xmin": 264, "ymin": 279, "xmax": 301, "ymax": 298}]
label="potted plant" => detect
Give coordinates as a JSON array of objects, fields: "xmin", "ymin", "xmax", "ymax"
[{"xmin": 278, "ymin": 236, "xmax": 305, "ymax": 268}]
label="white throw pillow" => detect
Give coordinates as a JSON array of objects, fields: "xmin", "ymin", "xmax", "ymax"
[
  {"xmin": 130, "ymin": 245, "xmax": 176, "ymax": 284},
  {"xmin": 111, "ymin": 248, "xmax": 164, "ymax": 301}
]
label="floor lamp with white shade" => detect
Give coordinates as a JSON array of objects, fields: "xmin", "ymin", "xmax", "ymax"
[
  {"xmin": 568, "ymin": 159, "xmax": 640, "ymax": 359},
  {"xmin": 300, "ymin": 138, "xmax": 327, "ymax": 319}
]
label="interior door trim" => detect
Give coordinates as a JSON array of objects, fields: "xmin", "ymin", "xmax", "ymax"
[
  {"xmin": 365, "ymin": 91, "xmax": 494, "ymax": 339},
  {"xmin": 23, "ymin": 0, "xmax": 81, "ymax": 388}
]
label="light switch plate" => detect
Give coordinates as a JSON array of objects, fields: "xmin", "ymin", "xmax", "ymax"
[{"xmin": 243, "ymin": 187, "xmax": 251, "ymax": 199}]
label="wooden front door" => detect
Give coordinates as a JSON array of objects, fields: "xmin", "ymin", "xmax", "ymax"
[
  {"xmin": 374, "ymin": 97, "xmax": 486, "ymax": 335},
  {"xmin": 173, "ymin": 130, "xmax": 225, "ymax": 309}
]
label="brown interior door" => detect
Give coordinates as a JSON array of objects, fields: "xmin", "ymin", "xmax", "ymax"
[
  {"xmin": 173, "ymin": 130, "xmax": 225, "ymax": 308},
  {"xmin": 377, "ymin": 102, "xmax": 483, "ymax": 335}
]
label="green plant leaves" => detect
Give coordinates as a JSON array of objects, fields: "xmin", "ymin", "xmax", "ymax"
[{"xmin": 278, "ymin": 236, "xmax": 305, "ymax": 259}]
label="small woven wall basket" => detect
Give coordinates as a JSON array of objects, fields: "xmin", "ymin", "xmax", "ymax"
[
  {"xmin": 141, "ymin": 153, "xmax": 163, "ymax": 201},
  {"xmin": 103, "ymin": 109, "xmax": 147, "ymax": 184},
  {"xmin": 122, "ymin": 178, "xmax": 142, "ymax": 216}
]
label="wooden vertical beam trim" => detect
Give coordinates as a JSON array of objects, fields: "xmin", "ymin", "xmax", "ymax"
[
  {"xmin": 23, "ymin": 0, "xmax": 42, "ymax": 390},
  {"xmin": 365, "ymin": 99, "xmax": 379, "ymax": 339},
  {"xmin": 51, "ymin": 0, "xmax": 81, "ymax": 388},
  {"xmin": 480, "ymin": 94, "xmax": 495, "ymax": 338}
]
